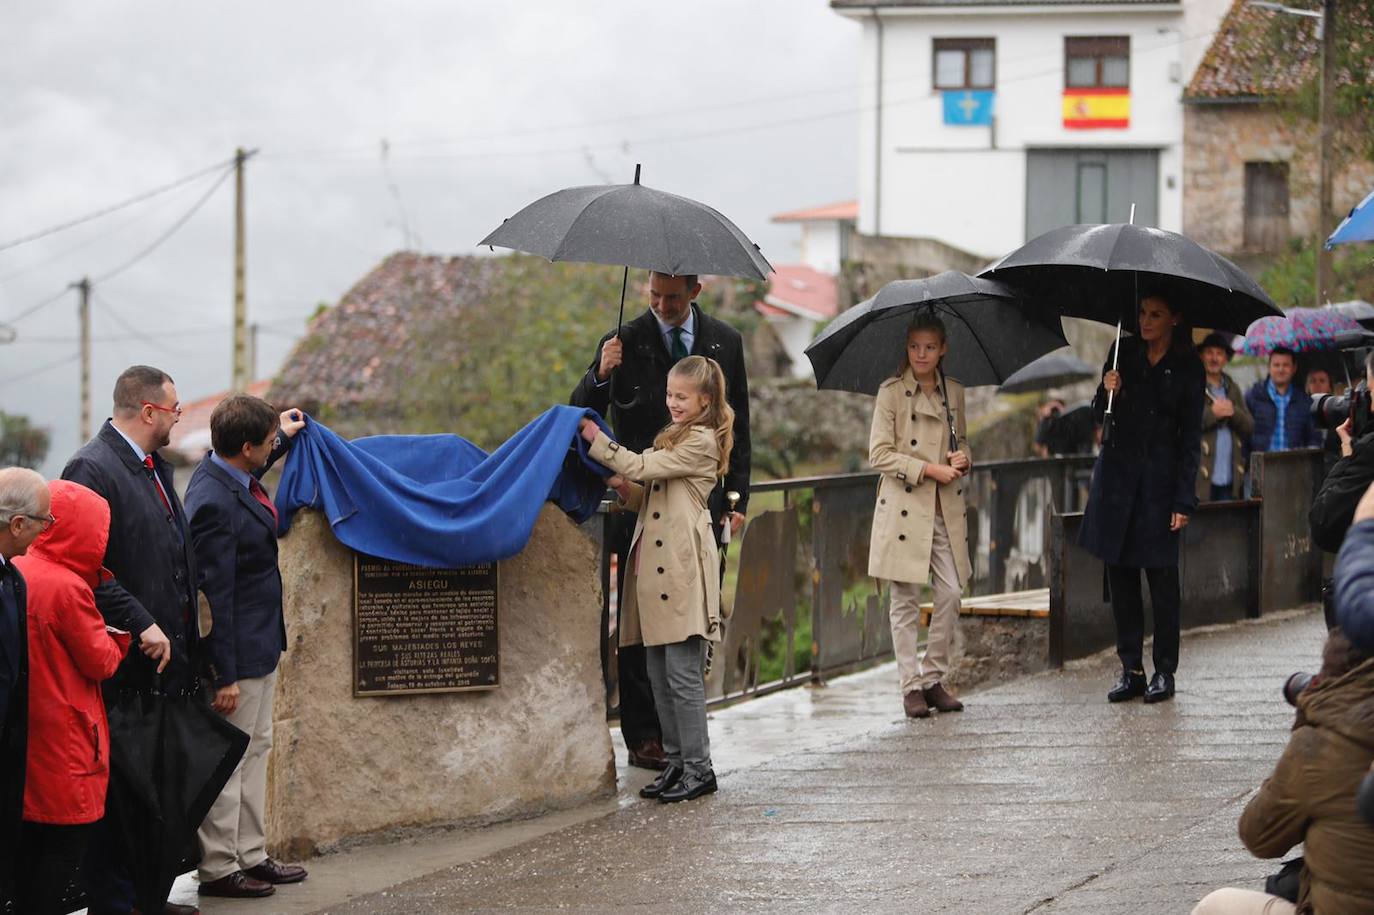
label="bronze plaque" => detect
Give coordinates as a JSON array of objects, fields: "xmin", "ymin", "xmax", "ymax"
[{"xmin": 353, "ymin": 554, "xmax": 499, "ymax": 696}]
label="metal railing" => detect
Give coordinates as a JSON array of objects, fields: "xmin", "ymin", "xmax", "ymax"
[{"xmin": 587, "ymin": 455, "xmax": 1097, "ymax": 710}]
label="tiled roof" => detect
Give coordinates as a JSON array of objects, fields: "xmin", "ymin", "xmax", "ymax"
[
  {"xmin": 1185, "ymin": 0, "xmax": 1318, "ymax": 100},
  {"xmin": 833, "ymin": 0, "xmax": 1176, "ymax": 7},
  {"xmin": 772, "ymin": 201, "xmax": 859, "ymax": 223},
  {"xmin": 269, "ymin": 252, "xmax": 504, "ymax": 415},
  {"xmin": 755, "ymin": 264, "xmax": 840, "ymax": 320}
]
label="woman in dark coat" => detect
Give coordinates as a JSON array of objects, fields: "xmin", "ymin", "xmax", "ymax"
[{"xmin": 1079, "ymin": 294, "xmax": 1204, "ymax": 704}]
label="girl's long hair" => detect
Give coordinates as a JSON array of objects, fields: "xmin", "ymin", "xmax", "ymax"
[{"xmin": 654, "ymin": 355, "xmax": 734, "ymax": 475}]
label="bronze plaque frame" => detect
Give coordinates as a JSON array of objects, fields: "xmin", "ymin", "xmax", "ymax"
[{"xmin": 353, "ymin": 554, "xmax": 499, "ymax": 696}]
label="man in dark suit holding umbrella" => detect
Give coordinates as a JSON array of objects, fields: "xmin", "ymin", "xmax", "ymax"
[
  {"xmin": 571, "ymin": 271, "xmax": 751, "ymax": 770},
  {"xmin": 63, "ymin": 364, "xmax": 200, "ymax": 915}
]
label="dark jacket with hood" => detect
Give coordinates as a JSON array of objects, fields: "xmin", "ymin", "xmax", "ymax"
[{"xmin": 1238, "ymin": 655, "xmax": 1374, "ymax": 914}]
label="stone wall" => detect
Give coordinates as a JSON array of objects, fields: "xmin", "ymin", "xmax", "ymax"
[
  {"xmin": 1183, "ymin": 102, "xmax": 1374, "ymax": 255},
  {"xmin": 266, "ymin": 507, "xmax": 614, "ymax": 858}
]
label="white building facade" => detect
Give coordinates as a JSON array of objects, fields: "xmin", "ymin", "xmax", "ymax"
[{"xmin": 833, "ymin": 0, "xmax": 1231, "ymax": 260}]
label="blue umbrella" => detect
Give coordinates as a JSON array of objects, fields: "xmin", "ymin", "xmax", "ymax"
[{"xmin": 1327, "ymin": 187, "xmax": 1374, "ymax": 248}]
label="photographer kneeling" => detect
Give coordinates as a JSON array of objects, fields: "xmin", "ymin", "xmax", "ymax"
[
  {"xmin": 1191, "ymin": 627, "xmax": 1374, "ymax": 914},
  {"xmin": 1310, "ymin": 352, "xmax": 1374, "ymax": 629}
]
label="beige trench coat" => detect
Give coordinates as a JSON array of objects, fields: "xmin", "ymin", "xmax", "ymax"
[
  {"xmin": 589, "ymin": 426, "xmax": 723, "ymax": 648},
  {"xmin": 866, "ymin": 368, "xmax": 973, "ymax": 586}
]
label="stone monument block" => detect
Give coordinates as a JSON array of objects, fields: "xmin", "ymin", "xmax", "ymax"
[{"xmin": 266, "ymin": 507, "xmax": 614, "ymax": 857}]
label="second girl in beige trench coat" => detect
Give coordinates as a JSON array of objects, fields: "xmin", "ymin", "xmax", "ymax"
[{"xmin": 868, "ymin": 314, "xmax": 973, "ymax": 719}]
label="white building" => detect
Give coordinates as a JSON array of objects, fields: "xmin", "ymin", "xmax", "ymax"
[{"xmin": 831, "ymin": 0, "xmax": 1232, "ymax": 260}]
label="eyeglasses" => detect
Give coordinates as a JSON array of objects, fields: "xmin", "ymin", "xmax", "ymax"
[
  {"xmin": 141, "ymin": 400, "xmax": 183, "ymax": 418},
  {"xmin": 6, "ymin": 513, "xmax": 55, "ymax": 531}
]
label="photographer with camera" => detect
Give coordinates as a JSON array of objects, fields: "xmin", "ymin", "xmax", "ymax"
[
  {"xmin": 1191, "ymin": 627, "xmax": 1374, "ymax": 914},
  {"xmin": 1310, "ymin": 353, "xmax": 1374, "ymax": 629}
]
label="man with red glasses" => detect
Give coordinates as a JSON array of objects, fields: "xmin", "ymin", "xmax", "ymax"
[{"xmin": 62, "ymin": 364, "xmax": 199, "ymax": 915}]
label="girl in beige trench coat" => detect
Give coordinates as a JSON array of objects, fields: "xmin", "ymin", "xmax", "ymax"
[
  {"xmin": 868, "ymin": 312, "xmax": 973, "ymax": 719},
  {"xmin": 579, "ymin": 355, "xmax": 735, "ymax": 804}
]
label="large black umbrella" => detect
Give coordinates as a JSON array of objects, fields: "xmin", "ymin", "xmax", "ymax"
[
  {"xmin": 805, "ymin": 271, "xmax": 1068, "ymax": 396},
  {"xmin": 980, "ymin": 223, "xmax": 1280, "ymax": 333},
  {"xmin": 106, "ymin": 687, "xmax": 249, "ymax": 913},
  {"xmin": 480, "ymin": 164, "xmax": 772, "ymax": 329},
  {"xmin": 997, "ymin": 349, "xmax": 1096, "ymax": 394}
]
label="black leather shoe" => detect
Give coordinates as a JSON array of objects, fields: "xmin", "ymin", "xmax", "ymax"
[
  {"xmin": 1143, "ymin": 672, "xmax": 1176, "ymax": 704},
  {"xmin": 1107, "ymin": 670, "xmax": 1147, "ymax": 703},
  {"xmin": 639, "ymin": 764, "xmax": 683, "ymax": 799},
  {"xmin": 660, "ymin": 769, "xmax": 717, "ymax": 803}
]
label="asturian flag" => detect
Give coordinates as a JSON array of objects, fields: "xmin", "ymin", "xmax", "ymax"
[{"xmin": 1062, "ymin": 88, "xmax": 1130, "ymax": 129}]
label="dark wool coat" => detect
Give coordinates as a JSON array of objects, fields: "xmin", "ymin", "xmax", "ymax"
[
  {"xmin": 1079, "ymin": 336, "xmax": 1204, "ymax": 568},
  {"xmin": 62, "ymin": 421, "xmax": 202, "ymax": 694},
  {"xmin": 571, "ymin": 304, "xmax": 751, "ymax": 522}
]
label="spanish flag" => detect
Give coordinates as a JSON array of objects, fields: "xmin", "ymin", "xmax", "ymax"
[{"xmin": 1062, "ymin": 88, "xmax": 1129, "ymax": 129}]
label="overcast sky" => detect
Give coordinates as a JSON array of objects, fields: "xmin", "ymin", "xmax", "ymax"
[{"xmin": 0, "ymin": 2, "xmax": 860, "ymax": 475}]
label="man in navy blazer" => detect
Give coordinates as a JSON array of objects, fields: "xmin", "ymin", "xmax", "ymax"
[{"xmin": 185, "ymin": 393, "xmax": 308, "ymax": 900}]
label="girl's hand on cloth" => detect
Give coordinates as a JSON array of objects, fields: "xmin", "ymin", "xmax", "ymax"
[
  {"xmin": 925, "ymin": 463, "xmax": 961, "ymax": 485},
  {"xmin": 948, "ymin": 451, "xmax": 970, "ymax": 473},
  {"xmin": 578, "ymin": 418, "xmax": 601, "ymax": 443},
  {"xmin": 607, "ymin": 474, "xmax": 633, "ymax": 500}
]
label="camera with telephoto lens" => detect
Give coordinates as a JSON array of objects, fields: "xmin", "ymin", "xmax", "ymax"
[
  {"xmin": 1312, "ymin": 381, "xmax": 1372, "ymax": 436},
  {"xmin": 1283, "ymin": 671, "xmax": 1317, "ymax": 706}
]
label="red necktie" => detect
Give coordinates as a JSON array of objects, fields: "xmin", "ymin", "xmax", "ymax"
[
  {"xmin": 250, "ymin": 478, "xmax": 279, "ymax": 528},
  {"xmin": 143, "ymin": 456, "xmax": 172, "ymax": 517}
]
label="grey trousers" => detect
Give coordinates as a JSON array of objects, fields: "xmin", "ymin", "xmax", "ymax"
[
  {"xmin": 889, "ymin": 512, "xmax": 961, "ymax": 694},
  {"xmin": 198, "ymin": 670, "xmax": 276, "ymax": 882},
  {"xmin": 645, "ymin": 636, "xmax": 712, "ymax": 777}
]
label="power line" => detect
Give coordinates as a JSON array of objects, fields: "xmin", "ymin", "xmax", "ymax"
[
  {"xmin": 0, "ymin": 351, "xmax": 80, "ymax": 387},
  {"xmin": 92, "ymin": 290, "xmax": 182, "ymax": 355},
  {"xmin": 0, "ymin": 287, "xmax": 73, "ymax": 326},
  {"xmin": 0, "ymin": 156, "xmax": 237, "ymax": 255},
  {"xmin": 94, "ymin": 164, "xmax": 235, "ymax": 283}
]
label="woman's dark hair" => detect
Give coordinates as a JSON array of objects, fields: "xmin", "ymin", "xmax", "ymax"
[
  {"xmin": 1138, "ymin": 292, "xmax": 1195, "ymax": 357},
  {"xmin": 896, "ymin": 310, "xmax": 948, "ymax": 377}
]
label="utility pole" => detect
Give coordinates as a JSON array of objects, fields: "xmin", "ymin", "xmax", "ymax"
[
  {"xmin": 249, "ymin": 321, "xmax": 259, "ymax": 382},
  {"xmin": 1315, "ymin": 0, "xmax": 1337, "ymax": 307},
  {"xmin": 71, "ymin": 277, "xmax": 91, "ymax": 441},
  {"xmin": 232, "ymin": 147, "xmax": 256, "ymax": 392}
]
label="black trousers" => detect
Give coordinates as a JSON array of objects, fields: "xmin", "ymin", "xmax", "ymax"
[
  {"xmin": 16, "ymin": 821, "xmax": 95, "ymax": 915},
  {"xmin": 606, "ymin": 512, "xmax": 661, "ymax": 748},
  {"xmin": 1108, "ymin": 563, "xmax": 1181, "ymax": 676}
]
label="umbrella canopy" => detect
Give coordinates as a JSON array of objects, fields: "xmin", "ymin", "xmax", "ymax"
[
  {"xmin": 997, "ymin": 349, "xmax": 1096, "ymax": 394},
  {"xmin": 106, "ymin": 689, "xmax": 249, "ymax": 913},
  {"xmin": 981, "ymin": 223, "xmax": 1280, "ymax": 333},
  {"xmin": 1326, "ymin": 187, "xmax": 1374, "ymax": 249},
  {"xmin": 1239, "ymin": 307, "xmax": 1363, "ymax": 356},
  {"xmin": 1327, "ymin": 299, "xmax": 1374, "ymax": 329},
  {"xmin": 805, "ymin": 271, "xmax": 1067, "ymax": 395},
  {"xmin": 479, "ymin": 172, "xmax": 772, "ymax": 281}
]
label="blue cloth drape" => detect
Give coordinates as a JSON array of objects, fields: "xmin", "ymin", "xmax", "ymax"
[{"xmin": 275, "ymin": 406, "xmax": 610, "ymax": 568}]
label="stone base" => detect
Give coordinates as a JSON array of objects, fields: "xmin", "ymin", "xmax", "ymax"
[
  {"xmin": 944, "ymin": 616, "xmax": 1050, "ymax": 693},
  {"xmin": 267, "ymin": 507, "xmax": 615, "ymax": 858}
]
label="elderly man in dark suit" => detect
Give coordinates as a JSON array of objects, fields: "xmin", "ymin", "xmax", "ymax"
[
  {"xmin": 185, "ymin": 393, "xmax": 307, "ymax": 900},
  {"xmin": 0, "ymin": 466, "xmax": 51, "ymax": 910},
  {"xmin": 63, "ymin": 364, "xmax": 198, "ymax": 915},
  {"xmin": 571, "ymin": 271, "xmax": 751, "ymax": 770}
]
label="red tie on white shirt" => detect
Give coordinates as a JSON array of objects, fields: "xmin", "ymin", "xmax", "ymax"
[
  {"xmin": 143, "ymin": 455, "xmax": 172, "ymax": 517},
  {"xmin": 250, "ymin": 478, "xmax": 279, "ymax": 528}
]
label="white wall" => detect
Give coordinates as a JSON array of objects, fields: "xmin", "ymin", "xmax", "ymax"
[
  {"xmin": 800, "ymin": 220, "xmax": 844, "ymax": 273},
  {"xmin": 849, "ymin": 6, "xmax": 1189, "ymax": 256},
  {"xmin": 769, "ymin": 314, "xmax": 822, "ymax": 379}
]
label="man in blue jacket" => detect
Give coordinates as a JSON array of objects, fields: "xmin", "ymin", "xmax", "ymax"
[
  {"xmin": 1245, "ymin": 347, "xmax": 1322, "ymax": 454},
  {"xmin": 1334, "ymin": 481, "xmax": 1374, "ymax": 652},
  {"xmin": 185, "ymin": 394, "xmax": 307, "ymax": 900}
]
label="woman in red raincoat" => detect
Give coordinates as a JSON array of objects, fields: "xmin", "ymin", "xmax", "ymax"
[{"xmin": 13, "ymin": 479, "xmax": 130, "ymax": 914}]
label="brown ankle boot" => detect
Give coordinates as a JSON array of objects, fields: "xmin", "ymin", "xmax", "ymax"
[
  {"xmin": 923, "ymin": 682, "xmax": 964, "ymax": 712},
  {"xmin": 903, "ymin": 689, "xmax": 931, "ymax": 718}
]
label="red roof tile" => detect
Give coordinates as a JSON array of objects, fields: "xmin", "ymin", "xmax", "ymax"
[
  {"xmin": 757, "ymin": 264, "xmax": 840, "ymax": 320},
  {"xmin": 772, "ymin": 201, "xmax": 859, "ymax": 223}
]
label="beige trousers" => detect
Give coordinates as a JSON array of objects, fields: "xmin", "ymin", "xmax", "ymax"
[
  {"xmin": 198, "ymin": 670, "xmax": 276, "ymax": 882},
  {"xmin": 888, "ymin": 512, "xmax": 961, "ymax": 694},
  {"xmin": 1191, "ymin": 888, "xmax": 1296, "ymax": 915}
]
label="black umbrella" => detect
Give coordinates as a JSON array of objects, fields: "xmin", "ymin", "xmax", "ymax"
[
  {"xmin": 997, "ymin": 349, "xmax": 1096, "ymax": 394},
  {"xmin": 980, "ymin": 223, "xmax": 1280, "ymax": 333},
  {"xmin": 480, "ymin": 164, "xmax": 773, "ymax": 330},
  {"xmin": 106, "ymin": 687, "xmax": 249, "ymax": 912},
  {"xmin": 805, "ymin": 271, "xmax": 1068, "ymax": 396}
]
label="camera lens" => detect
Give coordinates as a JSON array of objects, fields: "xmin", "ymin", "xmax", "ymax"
[{"xmin": 1283, "ymin": 672, "xmax": 1315, "ymax": 706}]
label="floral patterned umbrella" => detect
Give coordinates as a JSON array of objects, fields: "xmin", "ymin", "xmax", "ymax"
[{"xmin": 1238, "ymin": 307, "xmax": 1362, "ymax": 356}]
